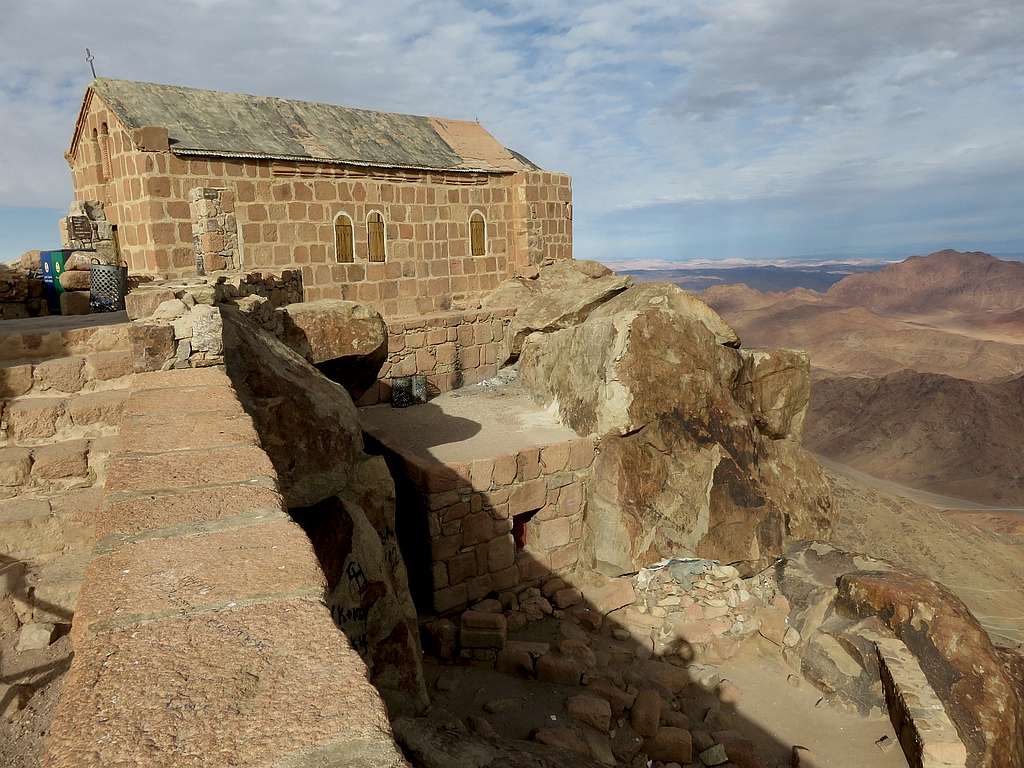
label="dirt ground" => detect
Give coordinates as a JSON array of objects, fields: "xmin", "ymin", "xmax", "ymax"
[{"xmin": 424, "ymin": 613, "xmax": 907, "ymax": 767}]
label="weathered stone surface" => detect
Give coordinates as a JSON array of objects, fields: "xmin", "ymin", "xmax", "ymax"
[
  {"xmin": 735, "ymin": 348, "xmax": 811, "ymax": 439},
  {"xmin": 590, "ymin": 282, "xmax": 740, "ymax": 348},
  {"xmin": 504, "ymin": 261, "xmax": 632, "ymax": 360},
  {"xmin": 16, "ymin": 621, "xmax": 55, "ymax": 651},
  {"xmin": 31, "ymin": 440, "xmax": 89, "ymax": 480},
  {"xmin": 286, "ymin": 494, "xmax": 429, "ymax": 716},
  {"xmin": 222, "ymin": 307, "xmax": 364, "ymax": 507},
  {"xmin": 280, "ymin": 299, "xmax": 386, "ymax": 372},
  {"xmin": 44, "ymin": 599, "xmax": 406, "ymax": 768},
  {"xmin": 518, "ymin": 290, "xmax": 830, "ymax": 572},
  {"xmin": 838, "ymin": 568, "xmax": 1023, "ymax": 768},
  {"xmin": 0, "ymin": 446, "xmax": 32, "ymax": 486},
  {"xmin": 0, "ymin": 363, "xmax": 34, "ymax": 397},
  {"xmin": 125, "ymin": 288, "xmax": 175, "ymax": 321},
  {"xmin": 128, "ymin": 322, "xmax": 175, "ymax": 372}
]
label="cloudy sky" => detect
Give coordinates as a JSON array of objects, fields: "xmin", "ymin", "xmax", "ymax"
[{"xmin": 2, "ymin": 0, "xmax": 1023, "ymax": 263}]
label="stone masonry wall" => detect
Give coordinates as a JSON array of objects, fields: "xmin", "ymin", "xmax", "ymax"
[
  {"xmin": 43, "ymin": 367, "xmax": 405, "ymax": 767},
  {"xmin": 368, "ymin": 432, "xmax": 596, "ymax": 615},
  {"xmin": 189, "ymin": 187, "xmax": 240, "ymax": 273},
  {"xmin": 513, "ymin": 171, "xmax": 573, "ymax": 268},
  {"xmin": 67, "ymin": 93, "xmax": 573, "ymax": 317},
  {"xmin": 357, "ymin": 307, "xmax": 514, "ymax": 405}
]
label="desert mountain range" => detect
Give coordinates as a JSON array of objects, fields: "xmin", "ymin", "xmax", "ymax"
[{"xmin": 703, "ymin": 249, "xmax": 1024, "ymax": 506}]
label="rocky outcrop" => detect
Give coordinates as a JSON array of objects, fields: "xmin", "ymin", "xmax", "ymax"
[
  {"xmin": 502, "ymin": 260, "xmax": 632, "ymax": 361},
  {"xmin": 838, "ymin": 570, "xmax": 1024, "ymax": 768},
  {"xmin": 222, "ymin": 307, "xmax": 364, "ymax": 508},
  {"xmin": 778, "ymin": 540, "xmax": 1024, "ymax": 768},
  {"xmin": 222, "ymin": 307, "xmax": 428, "ymax": 711},
  {"xmin": 510, "ymin": 264, "xmax": 831, "ymax": 574},
  {"xmin": 279, "ymin": 299, "xmax": 387, "ymax": 396}
]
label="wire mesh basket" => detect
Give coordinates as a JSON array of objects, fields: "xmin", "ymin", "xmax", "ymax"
[{"xmin": 89, "ymin": 260, "xmax": 128, "ymax": 312}]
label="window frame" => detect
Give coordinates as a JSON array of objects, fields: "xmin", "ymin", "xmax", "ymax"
[
  {"xmin": 333, "ymin": 212, "xmax": 355, "ymax": 263},
  {"xmin": 469, "ymin": 209, "xmax": 487, "ymax": 256},
  {"xmin": 366, "ymin": 210, "xmax": 387, "ymax": 263}
]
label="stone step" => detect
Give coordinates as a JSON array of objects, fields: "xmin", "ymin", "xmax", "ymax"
[
  {"xmin": 1, "ymin": 389, "xmax": 128, "ymax": 445},
  {"xmin": 0, "ymin": 349, "xmax": 133, "ymax": 398},
  {"xmin": 0, "ymin": 437, "xmax": 118, "ymax": 498},
  {"xmin": 0, "ymin": 314, "xmax": 130, "ymax": 363},
  {"xmin": 876, "ymin": 636, "xmax": 967, "ymax": 767}
]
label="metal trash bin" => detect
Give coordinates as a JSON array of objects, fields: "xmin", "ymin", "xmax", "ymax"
[
  {"xmin": 391, "ymin": 375, "xmax": 428, "ymax": 408},
  {"xmin": 89, "ymin": 259, "xmax": 128, "ymax": 312}
]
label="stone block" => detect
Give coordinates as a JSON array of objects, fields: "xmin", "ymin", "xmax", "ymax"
[
  {"xmin": 0, "ymin": 364, "xmax": 34, "ymax": 397},
  {"xmin": 129, "ymin": 322, "xmax": 176, "ymax": 372},
  {"xmin": 34, "ymin": 356, "xmax": 86, "ymax": 392},
  {"xmin": 492, "ymin": 454, "xmax": 517, "ymax": 485},
  {"xmin": 487, "ymin": 534, "xmax": 515, "ymax": 572},
  {"xmin": 516, "ymin": 448, "xmax": 541, "ymax": 481},
  {"xmin": 568, "ymin": 693, "xmax": 612, "ymax": 732},
  {"xmin": 645, "ymin": 727, "xmax": 692, "ymax": 764},
  {"xmin": 462, "ymin": 511, "xmax": 493, "ymax": 545},
  {"xmin": 105, "ymin": 444, "xmax": 275, "ymax": 494},
  {"xmin": 0, "ymin": 447, "xmax": 32, "ymax": 487},
  {"xmin": 16, "ymin": 622, "xmax": 56, "ymax": 651},
  {"xmin": 31, "ymin": 440, "xmax": 89, "ymax": 480},
  {"xmin": 530, "ymin": 516, "xmax": 572, "ymax": 550},
  {"xmin": 59, "ymin": 270, "xmax": 91, "ymax": 291},
  {"xmin": 509, "ymin": 478, "xmax": 547, "ymax": 515},
  {"xmin": 6, "ymin": 397, "xmax": 65, "ymax": 441},
  {"xmin": 459, "ymin": 610, "xmax": 507, "ymax": 650},
  {"xmin": 630, "ymin": 689, "xmax": 662, "ymax": 738},
  {"xmin": 469, "ymin": 459, "xmax": 494, "ymax": 491},
  {"xmin": 126, "ymin": 288, "xmax": 176, "ymax": 321},
  {"xmin": 536, "ymin": 654, "xmax": 583, "ymax": 686},
  {"xmin": 447, "ymin": 551, "xmax": 477, "ymax": 586},
  {"xmin": 552, "ymin": 586, "xmax": 583, "ymax": 609},
  {"xmin": 88, "ymin": 350, "xmax": 133, "ymax": 381},
  {"xmin": 586, "ymin": 677, "xmax": 636, "ymax": 717},
  {"xmin": 434, "ymin": 583, "xmax": 468, "ymax": 614},
  {"xmin": 68, "ymin": 390, "xmax": 128, "ymax": 428},
  {"xmin": 496, "ymin": 647, "xmax": 534, "ymax": 677},
  {"xmin": 567, "ymin": 437, "xmax": 595, "ymax": 470},
  {"xmin": 59, "ymin": 289, "xmax": 91, "ymax": 316},
  {"xmin": 540, "ymin": 442, "xmax": 571, "ymax": 474},
  {"xmin": 43, "ymin": 599, "xmax": 405, "ymax": 768}
]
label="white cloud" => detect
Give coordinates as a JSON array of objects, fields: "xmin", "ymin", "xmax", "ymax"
[{"xmin": 1, "ymin": 0, "xmax": 1022, "ymax": 258}]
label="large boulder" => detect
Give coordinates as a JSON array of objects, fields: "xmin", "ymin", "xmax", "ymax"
[
  {"xmin": 734, "ymin": 348, "xmax": 810, "ymax": 439},
  {"xmin": 589, "ymin": 282, "xmax": 740, "ymax": 348},
  {"xmin": 222, "ymin": 306, "xmax": 364, "ymax": 508},
  {"xmin": 518, "ymin": 285, "xmax": 830, "ymax": 573},
  {"xmin": 838, "ymin": 569, "xmax": 1024, "ymax": 768},
  {"xmin": 502, "ymin": 261, "xmax": 632, "ymax": 361},
  {"xmin": 223, "ymin": 308, "xmax": 429, "ymax": 714},
  {"xmin": 294, "ymin": 466, "xmax": 429, "ymax": 715},
  {"xmin": 278, "ymin": 299, "xmax": 387, "ymax": 397}
]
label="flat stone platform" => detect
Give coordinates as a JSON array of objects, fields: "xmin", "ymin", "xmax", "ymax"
[
  {"xmin": 359, "ymin": 380, "xmax": 579, "ymax": 463},
  {"xmin": 360, "ymin": 380, "xmax": 595, "ymax": 615}
]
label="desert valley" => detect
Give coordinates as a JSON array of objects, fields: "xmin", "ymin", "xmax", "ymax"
[{"xmin": 682, "ymin": 250, "xmax": 1024, "ymax": 647}]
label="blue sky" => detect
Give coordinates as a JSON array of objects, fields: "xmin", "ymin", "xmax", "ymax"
[{"xmin": 2, "ymin": 0, "xmax": 1023, "ymax": 265}]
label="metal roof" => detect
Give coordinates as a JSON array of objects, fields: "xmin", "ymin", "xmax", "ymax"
[{"xmin": 84, "ymin": 78, "xmax": 535, "ymax": 173}]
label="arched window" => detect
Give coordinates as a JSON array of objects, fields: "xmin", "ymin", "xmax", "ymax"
[
  {"xmin": 367, "ymin": 211, "xmax": 386, "ymax": 263},
  {"xmin": 334, "ymin": 213, "xmax": 354, "ymax": 263},
  {"xmin": 98, "ymin": 122, "xmax": 112, "ymax": 182},
  {"xmin": 470, "ymin": 210, "xmax": 486, "ymax": 256}
]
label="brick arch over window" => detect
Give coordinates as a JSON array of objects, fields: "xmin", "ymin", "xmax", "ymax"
[
  {"xmin": 367, "ymin": 211, "xmax": 386, "ymax": 263},
  {"xmin": 334, "ymin": 212, "xmax": 354, "ymax": 263},
  {"xmin": 470, "ymin": 210, "xmax": 486, "ymax": 256}
]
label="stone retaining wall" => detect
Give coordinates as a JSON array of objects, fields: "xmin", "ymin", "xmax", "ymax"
[
  {"xmin": 43, "ymin": 366, "xmax": 404, "ymax": 767},
  {"xmin": 357, "ymin": 307, "xmax": 514, "ymax": 405},
  {"xmin": 368, "ymin": 432, "xmax": 596, "ymax": 615}
]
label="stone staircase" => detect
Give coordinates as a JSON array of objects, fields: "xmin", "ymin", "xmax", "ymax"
[{"xmin": 0, "ymin": 316, "xmax": 132, "ymax": 647}]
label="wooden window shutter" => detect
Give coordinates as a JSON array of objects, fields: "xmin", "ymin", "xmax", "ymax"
[
  {"xmin": 368, "ymin": 212, "xmax": 385, "ymax": 262},
  {"xmin": 335, "ymin": 217, "xmax": 353, "ymax": 262},
  {"xmin": 470, "ymin": 214, "xmax": 485, "ymax": 256}
]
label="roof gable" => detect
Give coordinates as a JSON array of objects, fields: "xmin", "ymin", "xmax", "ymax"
[{"xmin": 78, "ymin": 78, "xmax": 533, "ymax": 174}]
